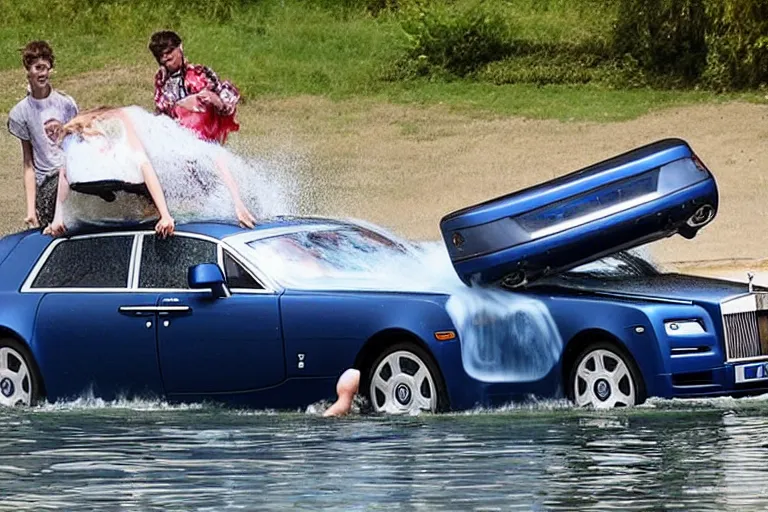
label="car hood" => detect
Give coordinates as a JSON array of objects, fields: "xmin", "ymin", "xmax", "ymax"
[{"xmin": 535, "ymin": 273, "xmax": 757, "ymax": 304}]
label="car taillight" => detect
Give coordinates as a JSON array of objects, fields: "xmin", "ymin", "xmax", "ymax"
[{"xmin": 691, "ymin": 153, "xmax": 709, "ymax": 173}]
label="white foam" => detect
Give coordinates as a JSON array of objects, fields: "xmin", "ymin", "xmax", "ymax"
[
  {"xmin": 255, "ymin": 237, "xmax": 564, "ymax": 384},
  {"xmin": 61, "ymin": 106, "xmax": 300, "ymax": 228}
]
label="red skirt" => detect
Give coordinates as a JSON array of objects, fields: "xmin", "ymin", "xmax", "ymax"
[{"xmin": 173, "ymin": 104, "xmax": 240, "ymax": 144}]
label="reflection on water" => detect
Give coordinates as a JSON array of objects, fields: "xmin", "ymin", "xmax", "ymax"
[{"xmin": 3, "ymin": 398, "xmax": 768, "ymax": 511}]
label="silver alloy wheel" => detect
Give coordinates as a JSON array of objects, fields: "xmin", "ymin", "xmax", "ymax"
[
  {"xmin": 574, "ymin": 348, "xmax": 637, "ymax": 409},
  {"xmin": 0, "ymin": 346, "xmax": 32, "ymax": 407},
  {"xmin": 369, "ymin": 350, "xmax": 437, "ymax": 414}
]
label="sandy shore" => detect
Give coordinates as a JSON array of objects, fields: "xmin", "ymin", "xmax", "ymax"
[{"xmin": 1, "ymin": 92, "xmax": 767, "ymax": 283}]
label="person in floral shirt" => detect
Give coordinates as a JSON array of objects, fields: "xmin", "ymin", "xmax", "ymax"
[{"xmin": 149, "ymin": 31, "xmax": 240, "ymax": 144}]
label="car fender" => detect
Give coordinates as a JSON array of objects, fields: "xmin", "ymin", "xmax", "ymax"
[{"xmin": 542, "ymin": 294, "xmax": 712, "ymax": 397}]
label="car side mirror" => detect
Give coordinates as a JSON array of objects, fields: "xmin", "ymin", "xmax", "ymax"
[{"xmin": 188, "ymin": 263, "xmax": 230, "ymax": 299}]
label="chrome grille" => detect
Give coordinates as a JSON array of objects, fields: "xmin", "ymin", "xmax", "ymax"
[
  {"xmin": 723, "ymin": 311, "xmax": 762, "ymax": 360},
  {"xmin": 722, "ymin": 293, "xmax": 768, "ymax": 361}
]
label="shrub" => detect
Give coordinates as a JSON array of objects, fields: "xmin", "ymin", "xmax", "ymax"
[
  {"xmin": 612, "ymin": 0, "xmax": 709, "ymax": 86},
  {"xmin": 703, "ymin": 0, "xmax": 768, "ymax": 89},
  {"xmin": 395, "ymin": 0, "xmax": 514, "ymax": 78}
]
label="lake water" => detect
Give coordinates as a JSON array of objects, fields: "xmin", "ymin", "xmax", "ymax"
[{"xmin": 2, "ymin": 397, "xmax": 768, "ymax": 511}]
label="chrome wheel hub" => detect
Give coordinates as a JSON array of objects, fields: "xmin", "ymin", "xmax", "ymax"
[
  {"xmin": 0, "ymin": 347, "xmax": 32, "ymax": 407},
  {"xmin": 370, "ymin": 350, "xmax": 437, "ymax": 414},
  {"xmin": 574, "ymin": 348, "xmax": 636, "ymax": 409}
]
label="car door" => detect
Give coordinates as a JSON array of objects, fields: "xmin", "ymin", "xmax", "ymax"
[
  {"xmin": 27, "ymin": 233, "xmax": 163, "ymax": 401},
  {"xmin": 137, "ymin": 233, "xmax": 285, "ymax": 395}
]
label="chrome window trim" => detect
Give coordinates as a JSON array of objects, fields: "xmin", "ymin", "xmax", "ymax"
[
  {"xmin": 128, "ymin": 234, "xmax": 143, "ymax": 289},
  {"xmin": 220, "ymin": 239, "xmax": 281, "ymax": 292},
  {"xmin": 21, "ymin": 232, "xmax": 139, "ymax": 293},
  {"xmin": 22, "ymin": 229, "xmax": 278, "ymax": 295},
  {"xmin": 220, "ymin": 249, "xmax": 272, "ymax": 294},
  {"xmin": 136, "ymin": 231, "xmax": 276, "ymax": 295},
  {"xmin": 222, "ymin": 221, "xmax": 397, "ymax": 291}
]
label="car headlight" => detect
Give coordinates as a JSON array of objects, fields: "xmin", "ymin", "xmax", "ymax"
[{"xmin": 664, "ymin": 319, "xmax": 706, "ymax": 336}]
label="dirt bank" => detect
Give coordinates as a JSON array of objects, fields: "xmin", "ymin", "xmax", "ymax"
[{"xmin": 2, "ymin": 95, "xmax": 766, "ymax": 273}]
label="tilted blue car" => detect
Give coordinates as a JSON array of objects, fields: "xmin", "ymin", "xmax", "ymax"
[{"xmin": 0, "ymin": 138, "xmax": 766, "ymax": 412}]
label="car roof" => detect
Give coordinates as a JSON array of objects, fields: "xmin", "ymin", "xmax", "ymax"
[{"xmin": 2, "ymin": 216, "xmax": 362, "ymax": 243}]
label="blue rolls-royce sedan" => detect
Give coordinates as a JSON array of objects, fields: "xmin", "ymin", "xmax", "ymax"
[{"xmin": 0, "ymin": 139, "xmax": 765, "ymax": 412}]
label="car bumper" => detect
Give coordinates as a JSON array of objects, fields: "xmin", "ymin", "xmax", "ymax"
[{"xmin": 656, "ymin": 360, "xmax": 768, "ymax": 399}]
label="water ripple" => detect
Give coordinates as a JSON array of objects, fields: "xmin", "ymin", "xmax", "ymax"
[{"xmin": 2, "ymin": 400, "xmax": 768, "ymax": 510}]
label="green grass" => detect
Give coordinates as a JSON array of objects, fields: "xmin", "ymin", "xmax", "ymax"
[{"xmin": 0, "ymin": 0, "xmax": 761, "ymax": 121}]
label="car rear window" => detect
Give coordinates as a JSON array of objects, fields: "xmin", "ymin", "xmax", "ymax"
[{"xmin": 31, "ymin": 236, "xmax": 134, "ymax": 289}]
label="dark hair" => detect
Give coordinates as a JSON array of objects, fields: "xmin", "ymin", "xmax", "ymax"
[
  {"xmin": 149, "ymin": 31, "xmax": 182, "ymax": 61},
  {"xmin": 22, "ymin": 41, "xmax": 54, "ymax": 70}
]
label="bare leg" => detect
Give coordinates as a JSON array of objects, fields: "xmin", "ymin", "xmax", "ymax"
[
  {"xmin": 214, "ymin": 153, "xmax": 256, "ymax": 228},
  {"xmin": 324, "ymin": 368, "xmax": 361, "ymax": 417},
  {"xmin": 44, "ymin": 168, "xmax": 71, "ymax": 237}
]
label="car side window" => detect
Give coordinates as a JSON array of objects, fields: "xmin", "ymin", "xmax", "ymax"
[
  {"xmin": 223, "ymin": 251, "xmax": 263, "ymax": 290},
  {"xmin": 139, "ymin": 235, "xmax": 218, "ymax": 289},
  {"xmin": 32, "ymin": 236, "xmax": 134, "ymax": 289}
]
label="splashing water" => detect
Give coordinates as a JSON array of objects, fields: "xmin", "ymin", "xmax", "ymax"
[
  {"xmin": 61, "ymin": 106, "xmax": 301, "ymax": 228},
  {"xmin": 59, "ymin": 106, "xmax": 562, "ymax": 383},
  {"xmin": 249, "ymin": 229, "xmax": 564, "ymax": 384}
]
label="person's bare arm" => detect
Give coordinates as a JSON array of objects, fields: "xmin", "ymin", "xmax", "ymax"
[
  {"xmin": 21, "ymin": 140, "xmax": 38, "ymax": 227},
  {"xmin": 44, "ymin": 167, "xmax": 71, "ymax": 236},
  {"xmin": 214, "ymin": 153, "xmax": 256, "ymax": 228},
  {"xmin": 115, "ymin": 110, "xmax": 175, "ymax": 237}
]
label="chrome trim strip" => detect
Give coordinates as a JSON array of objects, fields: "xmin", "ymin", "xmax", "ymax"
[
  {"xmin": 119, "ymin": 305, "xmax": 191, "ymax": 313},
  {"xmin": 589, "ymin": 291, "xmax": 693, "ymax": 305},
  {"xmin": 530, "ymin": 192, "xmax": 661, "ymax": 239},
  {"xmin": 670, "ymin": 347, "xmax": 703, "ymax": 354},
  {"xmin": 127, "ymin": 234, "xmax": 142, "ymax": 290}
]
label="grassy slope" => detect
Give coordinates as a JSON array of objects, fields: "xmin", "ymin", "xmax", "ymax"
[{"xmin": 0, "ymin": 0, "xmax": 758, "ymax": 120}]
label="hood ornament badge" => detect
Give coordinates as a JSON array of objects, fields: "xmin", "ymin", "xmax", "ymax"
[{"xmin": 748, "ymin": 272, "xmax": 755, "ymax": 293}]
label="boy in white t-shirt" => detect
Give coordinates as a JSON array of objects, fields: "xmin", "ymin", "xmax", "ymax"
[{"xmin": 7, "ymin": 41, "xmax": 78, "ymax": 228}]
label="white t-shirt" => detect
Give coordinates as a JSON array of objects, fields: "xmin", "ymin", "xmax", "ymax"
[{"xmin": 7, "ymin": 90, "xmax": 79, "ymax": 184}]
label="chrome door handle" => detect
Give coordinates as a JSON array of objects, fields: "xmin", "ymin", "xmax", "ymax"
[
  {"xmin": 118, "ymin": 306, "xmax": 157, "ymax": 317},
  {"xmin": 119, "ymin": 305, "xmax": 191, "ymax": 316},
  {"xmin": 157, "ymin": 306, "xmax": 192, "ymax": 316}
]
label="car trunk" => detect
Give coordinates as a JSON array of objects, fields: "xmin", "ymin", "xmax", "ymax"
[{"xmin": 440, "ymin": 138, "xmax": 719, "ymax": 287}]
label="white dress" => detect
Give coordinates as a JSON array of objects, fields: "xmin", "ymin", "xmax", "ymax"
[{"xmin": 59, "ymin": 105, "xmax": 291, "ymax": 229}]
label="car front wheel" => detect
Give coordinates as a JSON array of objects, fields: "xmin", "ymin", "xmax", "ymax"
[
  {"xmin": 367, "ymin": 343, "xmax": 447, "ymax": 414},
  {"xmin": 0, "ymin": 339, "xmax": 41, "ymax": 407},
  {"xmin": 569, "ymin": 342, "xmax": 644, "ymax": 409}
]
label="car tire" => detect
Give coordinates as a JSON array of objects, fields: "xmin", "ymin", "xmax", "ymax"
[
  {"xmin": 0, "ymin": 338, "xmax": 42, "ymax": 407},
  {"xmin": 366, "ymin": 342, "xmax": 448, "ymax": 414},
  {"xmin": 568, "ymin": 341, "xmax": 645, "ymax": 409}
]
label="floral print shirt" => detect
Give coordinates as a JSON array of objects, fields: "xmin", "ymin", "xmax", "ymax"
[{"xmin": 153, "ymin": 61, "xmax": 240, "ymax": 118}]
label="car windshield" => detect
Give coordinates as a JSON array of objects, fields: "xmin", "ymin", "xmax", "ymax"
[{"xmin": 244, "ymin": 226, "xmax": 408, "ymax": 287}]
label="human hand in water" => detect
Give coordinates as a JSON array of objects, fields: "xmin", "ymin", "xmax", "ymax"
[
  {"xmin": 44, "ymin": 219, "xmax": 67, "ymax": 237},
  {"xmin": 155, "ymin": 215, "xmax": 175, "ymax": 238},
  {"xmin": 235, "ymin": 202, "xmax": 256, "ymax": 229}
]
